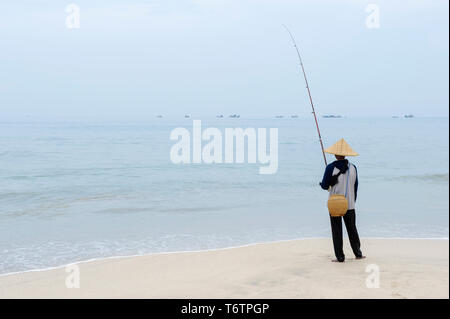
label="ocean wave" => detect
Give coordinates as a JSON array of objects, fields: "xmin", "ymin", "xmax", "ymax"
[
  {"xmin": 0, "ymin": 191, "xmax": 41, "ymax": 200},
  {"xmin": 0, "ymin": 193, "xmax": 130, "ymax": 219},
  {"xmin": 91, "ymin": 204, "xmax": 248, "ymax": 215},
  {"xmin": 390, "ymin": 173, "xmax": 449, "ymax": 183}
]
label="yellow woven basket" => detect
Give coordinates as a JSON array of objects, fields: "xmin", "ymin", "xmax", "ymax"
[{"xmin": 327, "ymin": 194, "xmax": 348, "ymax": 217}]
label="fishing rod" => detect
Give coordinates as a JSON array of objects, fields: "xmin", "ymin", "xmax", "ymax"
[{"xmin": 283, "ymin": 25, "xmax": 327, "ymax": 166}]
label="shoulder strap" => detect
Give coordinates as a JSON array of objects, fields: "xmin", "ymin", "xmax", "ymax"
[{"xmin": 344, "ymin": 163, "xmax": 351, "ymax": 198}]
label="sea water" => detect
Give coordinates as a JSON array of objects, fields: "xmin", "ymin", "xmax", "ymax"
[{"xmin": 0, "ymin": 117, "xmax": 448, "ymax": 274}]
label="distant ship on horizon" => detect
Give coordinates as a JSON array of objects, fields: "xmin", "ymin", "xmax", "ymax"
[{"xmin": 322, "ymin": 115, "xmax": 342, "ymax": 118}]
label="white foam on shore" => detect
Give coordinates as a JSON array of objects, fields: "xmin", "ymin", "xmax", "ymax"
[{"xmin": 0, "ymin": 236, "xmax": 448, "ymax": 278}]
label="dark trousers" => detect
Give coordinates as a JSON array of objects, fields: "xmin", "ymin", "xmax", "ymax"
[{"xmin": 330, "ymin": 209, "xmax": 362, "ymax": 262}]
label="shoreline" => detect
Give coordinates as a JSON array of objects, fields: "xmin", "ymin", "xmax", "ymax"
[
  {"xmin": 1, "ymin": 237, "xmax": 448, "ymax": 278},
  {"xmin": 0, "ymin": 238, "xmax": 448, "ymax": 299}
]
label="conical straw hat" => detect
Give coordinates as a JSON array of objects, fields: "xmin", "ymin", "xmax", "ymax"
[{"xmin": 324, "ymin": 138, "xmax": 359, "ymax": 156}]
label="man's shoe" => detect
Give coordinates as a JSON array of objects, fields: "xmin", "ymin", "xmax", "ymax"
[{"xmin": 332, "ymin": 259, "xmax": 345, "ymax": 263}]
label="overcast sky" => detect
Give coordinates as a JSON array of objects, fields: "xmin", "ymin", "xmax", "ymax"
[{"xmin": 0, "ymin": 0, "xmax": 448, "ymax": 120}]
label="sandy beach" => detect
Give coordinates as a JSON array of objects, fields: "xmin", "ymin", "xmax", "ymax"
[{"xmin": 0, "ymin": 238, "xmax": 448, "ymax": 299}]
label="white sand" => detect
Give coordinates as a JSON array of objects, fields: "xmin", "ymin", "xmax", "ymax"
[{"xmin": 0, "ymin": 238, "xmax": 448, "ymax": 299}]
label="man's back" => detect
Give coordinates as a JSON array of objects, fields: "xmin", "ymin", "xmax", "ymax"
[{"xmin": 320, "ymin": 159, "xmax": 358, "ymax": 210}]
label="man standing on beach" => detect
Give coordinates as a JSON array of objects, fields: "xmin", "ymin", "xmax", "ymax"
[{"xmin": 320, "ymin": 139, "xmax": 365, "ymax": 263}]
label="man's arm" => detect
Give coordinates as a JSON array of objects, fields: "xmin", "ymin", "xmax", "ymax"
[
  {"xmin": 354, "ymin": 165, "xmax": 358, "ymax": 201},
  {"xmin": 320, "ymin": 163, "xmax": 335, "ymax": 190}
]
